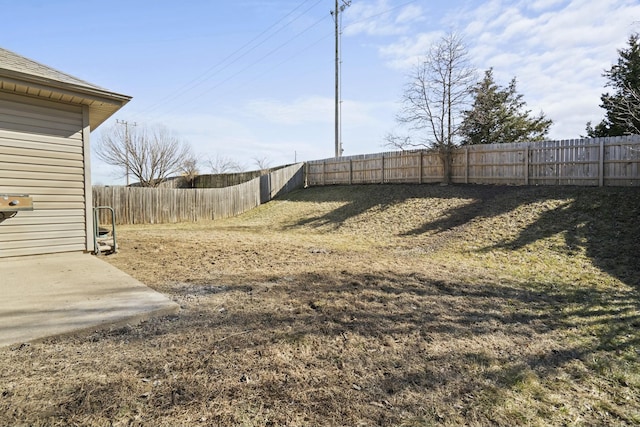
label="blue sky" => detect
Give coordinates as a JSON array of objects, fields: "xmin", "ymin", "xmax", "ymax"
[{"xmin": 2, "ymin": 0, "xmax": 639, "ymax": 184}]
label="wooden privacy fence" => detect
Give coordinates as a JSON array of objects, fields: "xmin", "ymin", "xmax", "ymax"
[
  {"xmin": 154, "ymin": 167, "xmax": 293, "ymax": 189},
  {"xmin": 305, "ymin": 136, "xmax": 640, "ymax": 187},
  {"xmin": 93, "ymin": 163, "xmax": 305, "ymax": 225}
]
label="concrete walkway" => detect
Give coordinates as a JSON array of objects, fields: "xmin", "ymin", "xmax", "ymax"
[{"xmin": 0, "ymin": 252, "xmax": 179, "ymax": 348}]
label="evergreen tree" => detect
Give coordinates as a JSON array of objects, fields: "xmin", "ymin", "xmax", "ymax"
[
  {"xmin": 586, "ymin": 33, "xmax": 640, "ymax": 137},
  {"xmin": 460, "ymin": 68, "xmax": 552, "ymax": 145}
]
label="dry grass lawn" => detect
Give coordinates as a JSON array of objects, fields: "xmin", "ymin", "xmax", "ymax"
[{"xmin": 1, "ymin": 184, "xmax": 639, "ymax": 426}]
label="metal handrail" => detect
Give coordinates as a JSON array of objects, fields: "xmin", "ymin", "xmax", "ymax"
[{"xmin": 93, "ymin": 206, "xmax": 117, "ymax": 255}]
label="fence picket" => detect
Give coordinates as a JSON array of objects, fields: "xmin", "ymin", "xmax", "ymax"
[
  {"xmin": 93, "ymin": 163, "xmax": 304, "ymax": 225},
  {"xmin": 95, "ymin": 138, "xmax": 640, "ymax": 226},
  {"xmin": 306, "ymin": 137, "xmax": 640, "ymax": 187}
]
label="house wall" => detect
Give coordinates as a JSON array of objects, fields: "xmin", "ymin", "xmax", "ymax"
[{"xmin": 0, "ymin": 92, "xmax": 90, "ymax": 258}]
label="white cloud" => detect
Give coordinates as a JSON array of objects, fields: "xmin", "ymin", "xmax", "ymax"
[
  {"xmin": 344, "ymin": 0, "xmax": 425, "ymax": 37},
  {"xmin": 395, "ymin": 4, "xmax": 425, "ymax": 26},
  {"xmin": 89, "ymin": 0, "xmax": 640, "ymax": 182},
  {"xmin": 340, "ymin": 99, "xmax": 392, "ymax": 126},
  {"xmin": 472, "ymin": 0, "xmax": 640, "ymax": 137},
  {"xmin": 526, "ymin": 0, "xmax": 567, "ymax": 12},
  {"xmin": 245, "ymin": 96, "xmax": 334, "ymax": 125},
  {"xmin": 374, "ymin": 0, "xmax": 640, "ymax": 139},
  {"xmin": 378, "ymin": 32, "xmax": 443, "ymax": 69}
]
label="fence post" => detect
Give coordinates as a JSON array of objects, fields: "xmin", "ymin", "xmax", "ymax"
[
  {"xmin": 418, "ymin": 151, "xmax": 423, "ymax": 184},
  {"xmin": 381, "ymin": 154, "xmax": 385, "ymax": 184},
  {"xmin": 465, "ymin": 148, "xmax": 469, "ymax": 184},
  {"xmin": 349, "ymin": 159, "xmax": 353, "ymax": 185},
  {"xmin": 524, "ymin": 146, "xmax": 529, "ymax": 185},
  {"xmin": 599, "ymin": 138, "xmax": 605, "ymax": 187},
  {"xmin": 304, "ymin": 162, "xmax": 309, "ymax": 187},
  {"xmin": 556, "ymin": 143, "xmax": 561, "ymax": 185},
  {"xmin": 322, "ymin": 161, "xmax": 326, "ymax": 186}
]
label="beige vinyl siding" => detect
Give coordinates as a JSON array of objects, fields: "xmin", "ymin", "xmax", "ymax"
[{"xmin": 0, "ymin": 94, "xmax": 87, "ymax": 258}]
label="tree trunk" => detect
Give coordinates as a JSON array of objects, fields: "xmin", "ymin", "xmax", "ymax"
[{"xmin": 439, "ymin": 147, "xmax": 453, "ymax": 185}]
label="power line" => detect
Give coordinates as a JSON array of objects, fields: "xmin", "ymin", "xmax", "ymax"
[
  {"xmin": 133, "ymin": 0, "xmax": 324, "ymax": 120},
  {"xmin": 343, "ymin": 0, "xmax": 420, "ymax": 32},
  {"xmin": 136, "ymin": 1, "xmax": 423, "ymax": 125},
  {"xmin": 150, "ymin": 13, "xmax": 333, "ymax": 122},
  {"xmin": 192, "ymin": 30, "xmax": 335, "ymax": 104}
]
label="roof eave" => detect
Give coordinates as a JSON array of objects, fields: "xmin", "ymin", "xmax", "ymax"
[{"xmin": 0, "ymin": 68, "xmax": 132, "ymax": 129}]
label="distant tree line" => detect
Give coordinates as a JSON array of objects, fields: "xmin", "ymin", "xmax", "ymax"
[
  {"xmin": 386, "ymin": 32, "xmax": 553, "ymax": 183},
  {"xmin": 95, "ymin": 125, "xmax": 272, "ymax": 188},
  {"xmin": 387, "ymin": 31, "xmax": 640, "ymax": 183},
  {"xmin": 96, "ymin": 32, "xmax": 639, "ymax": 187}
]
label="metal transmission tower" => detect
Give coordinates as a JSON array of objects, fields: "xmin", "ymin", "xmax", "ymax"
[{"xmin": 331, "ymin": 0, "xmax": 351, "ymax": 158}]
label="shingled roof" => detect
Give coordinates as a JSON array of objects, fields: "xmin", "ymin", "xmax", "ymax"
[{"xmin": 0, "ymin": 47, "xmax": 131, "ymax": 129}]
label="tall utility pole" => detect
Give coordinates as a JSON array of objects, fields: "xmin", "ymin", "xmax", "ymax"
[
  {"xmin": 331, "ymin": 0, "xmax": 350, "ymax": 158},
  {"xmin": 116, "ymin": 119, "xmax": 137, "ymax": 186}
]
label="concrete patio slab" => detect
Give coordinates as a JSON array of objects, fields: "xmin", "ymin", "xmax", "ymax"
[{"xmin": 0, "ymin": 252, "xmax": 179, "ymax": 348}]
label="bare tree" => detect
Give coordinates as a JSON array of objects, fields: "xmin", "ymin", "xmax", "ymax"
[
  {"xmin": 96, "ymin": 124, "xmax": 194, "ymax": 187},
  {"xmin": 179, "ymin": 156, "xmax": 200, "ymax": 188},
  {"xmin": 616, "ymin": 83, "xmax": 640, "ymax": 135},
  {"xmin": 391, "ymin": 32, "xmax": 476, "ymax": 183},
  {"xmin": 383, "ymin": 133, "xmax": 426, "ymax": 151},
  {"xmin": 253, "ymin": 156, "xmax": 272, "ymax": 173},
  {"xmin": 206, "ymin": 154, "xmax": 244, "ymax": 174}
]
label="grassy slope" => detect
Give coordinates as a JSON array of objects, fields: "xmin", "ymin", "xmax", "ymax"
[
  {"xmin": 231, "ymin": 184, "xmax": 640, "ymax": 425},
  {"xmin": 1, "ymin": 184, "xmax": 639, "ymax": 426}
]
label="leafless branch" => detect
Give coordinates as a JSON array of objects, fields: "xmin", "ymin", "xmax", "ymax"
[
  {"xmin": 206, "ymin": 155, "xmax": 244, "ymax": 174},
  {"xmin": 615, "ymin": 83, "xmax": 640, "ymax": 135},
  {"xmin": 253, "ymin": 156, "xmax": 272, "ymax": 172},
  {"xmin": 95, "ymin": 124, "xmax": 193, "ymax": 187},
  {"xmin": 383, "ymin": 133, "xmax": 429, "ymax": 151}
]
